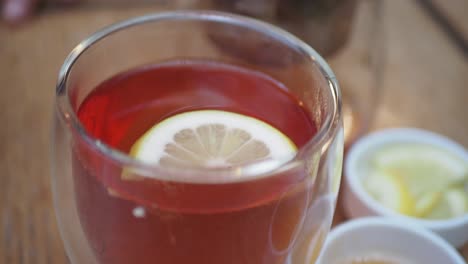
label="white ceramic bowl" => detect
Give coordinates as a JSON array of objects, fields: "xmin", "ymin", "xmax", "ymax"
[
  {"xmin": 318, "ymin": 217, "xmax": 465, "ymax": 264},
  {"xmin": 343, "ymin": 128, "xmax": 468, "ymax": 247}
]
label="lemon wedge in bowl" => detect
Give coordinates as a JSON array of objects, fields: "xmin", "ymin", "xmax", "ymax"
[
  {"xmin": 426, "ymin": 187, "xmax": 468, "ymax": 220},
  {"xmin": 372, "ymin": 143, "xmax": 467, "ymax": 197},
  {"xmin": 367, "ymin": 143, "xmax": 468, "ymax": 219},
  {"xmin": 414, "ymin": 192, "xmax": 442, "ymax": 218},
  {"xmin": 125, "ymin": 110, "xmax": 297, "ymax": 179},
  {"xmin": 363, "ymin": 169, "xmax": 415, "ymax": 216},
  {"xmin": 343, "ymin": 128, "xmax": 468, "ymax": 247}
]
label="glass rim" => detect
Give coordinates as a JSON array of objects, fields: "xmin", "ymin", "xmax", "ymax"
[{"xmin": 56, "ymin": 10, "xmax": 342, "ymax": 183}]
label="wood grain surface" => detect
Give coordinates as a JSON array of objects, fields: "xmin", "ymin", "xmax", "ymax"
[
  {"xmin": 0, "ymin": 0, "xmax": 467, "ymax": 263},
  {"xmin": 432, "ymin": 0, "xmax": 468, "ymax": 44}
]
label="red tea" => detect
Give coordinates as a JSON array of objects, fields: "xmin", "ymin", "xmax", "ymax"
[{"xmin": 74, "ymin": 61, "xmax": 322, "ymax": 264}]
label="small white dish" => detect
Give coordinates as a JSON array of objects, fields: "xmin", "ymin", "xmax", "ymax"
[
  {"xmin": 343, "ymin": 128, "xmax": 468, "ymax": 247},
  {"xmin": 318, "ymin": 217, "xmax": 465, "ymax": 264}
]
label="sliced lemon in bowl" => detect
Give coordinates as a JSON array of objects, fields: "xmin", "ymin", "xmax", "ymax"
[
  {"xmin": 363, "ymin": 169, "xmax": 415, "ymax": 216},
  {"xmin": 414, "ymin": 192, "xmax": 442, "ymax": 217},
  {"xmin": 372, "ymin": 143, "xmax": 467, "ymax": 197},
  {"xmin": 124, "ymin": 110, "xmax": 297, "ymax": 179},
  {"xmin": 425, "ymin": 187, "xmax": 468, "ymax": 220},
  {"xmin": 365, "ymin": 143, "xmax": 468, "ymax": 219}
]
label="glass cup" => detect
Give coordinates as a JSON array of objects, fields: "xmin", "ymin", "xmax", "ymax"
[
  {"xmin": 211, "ymin": 0, "xmax": 384, "ymax": 149},
  {"xmin": 326, "ymin": 0, "xmax": 384, "ymax": 149},
  {"xmin": 52, "ymin": 11, "xmax": 343, "ymax": 264}
]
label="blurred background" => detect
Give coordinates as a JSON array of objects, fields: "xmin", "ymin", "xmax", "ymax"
[{"xmin": 0, "ymin": 0, "xmax": 467, "ymax": 263}]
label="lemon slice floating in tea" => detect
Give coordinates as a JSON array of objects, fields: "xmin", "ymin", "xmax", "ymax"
[{"xmin": 128, "ymin": 110, "xmax": 297, "ymax": 173}]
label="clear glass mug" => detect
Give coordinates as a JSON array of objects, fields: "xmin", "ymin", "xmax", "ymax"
[
  {"xmin": 52, "ymin": 11, "xmax": 343, "ymax": 264},
  {"xmin": 211, "ymin": 0, "xmax": 384, "ymax": 148}
]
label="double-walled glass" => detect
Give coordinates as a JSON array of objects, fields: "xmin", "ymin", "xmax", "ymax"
[
  {"xmin": 52, "ymin": 11, "xmax": 343, "ymax": 264},
  {"xmin": 211, "ymin": 0, "xmax": 384, "ymax": 148}
]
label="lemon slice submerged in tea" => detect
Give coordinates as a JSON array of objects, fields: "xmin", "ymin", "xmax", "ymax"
[{"xmin": 129, "ymin": 110, "xmax": 297, "ymax": 172}]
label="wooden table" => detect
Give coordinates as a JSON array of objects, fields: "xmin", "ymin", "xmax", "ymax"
[{"xmin": 0, "ymin": 0, "xmax": 467, "ymax": 263}]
